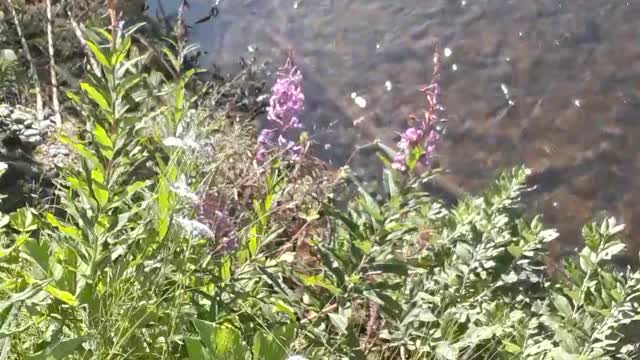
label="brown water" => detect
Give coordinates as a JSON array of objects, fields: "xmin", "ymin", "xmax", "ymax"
[{"xmin": 147, "ymin": 0, "xmax": 640, "ymax": 255}]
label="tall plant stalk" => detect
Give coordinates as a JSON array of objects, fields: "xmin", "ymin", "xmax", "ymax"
[
  {"xmin": 62, "ymin": 0, "xmax": 100, "ymax": 75},
  {"xmin": 4, "ymin": 0, "xmax": 43, "ymax": 119},
  {"xmin": 46, "ymin": 0, "xmax": 61, "ymax": 126}
]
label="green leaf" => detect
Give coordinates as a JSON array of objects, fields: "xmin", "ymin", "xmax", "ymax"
[
  {"xmin": 328, "ymin": 310, "xmax": 349, "ymax": 335},
  {"xmin": 549, "ymin": 347, "xmax": 579, "ymax": 360},
  {"xmin": 93, "ymin": 124, "xmax": 113, "ymax": 157},
  {"xmin": 26, "ymin": 337, "xmax": 86, "ymax": 360},
  {"xmin": 112, "ymin": 35, "xmax": 131, "ymax": 66},
  {"xmin": 435, "ymin": 342, "xmax": 459, "ymax": 360},
  {"xmin": 597, "ymin": 243, "xmax": 626, "ymax": 261},
  {"xmin": 161, "ymin": 47, "xmax": 180, "ymax": 71},
  {"xmin": 455, "ymin": 242, "xmax": 473, "ymax": 262},
  {"xmin": 0, "ymin": 286, "xmax": 42, "ymax": 312},
  {"xmin": 156, "ymin": 177, "xmax": 172, "ymax": 239},
  {"xmin": 0, "ymin": 215, "xmax": 9, "ymax": 229},
  {"xmin": 220, "ymin": 258, "xmax": 232, "ymax": 282},
  {"xmin": 85, "ymin": 40, "xmax": 111, "ymax": 68},
  {"xmin": 9, "ymin": 208, "xmax": 37, "ymax": 232},
  {"xmin": 126, "ymin": 181, "xmax": 149, "ymax": 197},
  {"xmin": 459, "ymin": 326, "xmax": 494, "ymax": 347},
  {"xmin": 116, "ymin": 74, "xmax": 143, "ymax": 98},
  {"xmin": 507, "ymin": 244, "xmax": 523, "ymax": 258},
  {"xmin": 185, "ymin": 337, "xmax": 210, "ymax": 360},
  {"xmin": 91, "ymin": 169, "xmax": 109, "ymax": 207},
  {"xmin": 45, "ymin": 213, "xmax": 82, "ymax": 242},
  {"xmin": 252, "ymin": 323, "xmax": 295, "ymax": 360},
  {"xmin": 383, "ymin": 168, "xmax": 399, "ymax": 197},
  {"xmin": 301, "ymin": 275, "xmax": 342, "ymax": 295},
  {"xmin": 43, "ymin": 285, "xmax": 78, "ymax": 307},
  {"xmin": 59, "ymin": 135, "xmax": 103, "ymax": 170},
  {"xmin": 66, "ymin": 90, "xmax": 81, "ymax": 104},
  {"xmin": 247, "ymin": 225, "xmax": 258, "ymax": 256},
  {"xmin": 193, "ymin": 320, "xmax": 247, "ymax": 360},
  {"xmin": 551, "ymin": 294, "xmax": 573, "ymax": 318},
  {"xmin": 369, "ymin": 261, "xmax": 409, "ymax": 276},
  {"xmin": 317, "ymin": 246, "xmax": 345, "ymax": 287},
  {"xmin": 401, "ymin": 307, "xmax": 437, "ymax": 326},
  {"xmin": 123, "ymin": 22, "xmax": 147, "ymax": 37},
  {"xmin": 257, "ymin": 266, "xmax": 296, "ymax": 299},
  {"xmin": 375, "ymin": 141, "xmax": 397, "ymax": 161},
  {"xmin": 503, "ymin": 341, "xmax": 522, "ymax": 354},
  {"xmin": 80, "ymin": 82, "xmax": 110, "ymax": 111},
  {"xmin": 22, "ymin": 239, "xmax": 50, "ymax": 276}
]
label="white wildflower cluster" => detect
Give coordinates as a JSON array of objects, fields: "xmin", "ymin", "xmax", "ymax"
[
  {"xmin": 170, "ymin": 176, "xmax": 199, "ymax": 202},
  {"xmin": 286, "ymin": 356, "xmax": 309, "ymax": 360},
  {"xmin": 176, "ymin": 217, "xmax": 214, "ymax": 239}
]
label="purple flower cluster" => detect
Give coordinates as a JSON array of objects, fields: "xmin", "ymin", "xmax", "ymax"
[
  {"xmin": 392, "ymin": 51, "xmax": 444, "ymax": 172},
  {"xmin": 256, "ymin": 54, "xmax": 305, "ymax": 162}
]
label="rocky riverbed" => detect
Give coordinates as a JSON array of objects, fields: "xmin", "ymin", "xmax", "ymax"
[
  {"xmin": 0, "ymin": 104, "xmax": 67, "ymax": 211},
  {"xmin": 0, "ymin": 104, "xmax": 54, "ymax": 147}
]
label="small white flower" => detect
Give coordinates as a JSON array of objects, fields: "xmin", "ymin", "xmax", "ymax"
[
  {"xmin": 183, "ymin": 138, "xmax": 200, "ymax": 149},
  {"xmin": 176, "ymin": 217, "xmax": 214, "ymax": 238},
  {"xmin": 170, "ymin": 177, "xmax": 198, "ymax": 202},
  {"xmin": 163, "ymin": 137, "xmax": 184, "ymax": 147},
  {"xmin": 287, "ymin": 356, "xmax": 309, "ymax": 360},
  {"xmin": 384, "ymin": 80, "xmax": 393, "ymax": 91},
  {"xmin": 163, "ymin": 136, "xmax": 200, "ymax": 150}
]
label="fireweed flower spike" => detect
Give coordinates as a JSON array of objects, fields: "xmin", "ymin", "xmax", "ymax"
[
  {"xmin": 392, "ymin": 50, "xmax": 444, "ymax": 172},
  {"xmin": 256, "ymin": 52, "xmax": 305, "ymax": 162}
]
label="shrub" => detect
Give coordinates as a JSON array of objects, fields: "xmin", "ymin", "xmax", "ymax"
[{"xmin": 0, "ymin": 20, "xmax": 638, "ymax": 360}]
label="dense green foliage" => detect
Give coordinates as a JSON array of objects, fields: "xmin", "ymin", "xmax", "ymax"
[{"xmin": 0, "ymin": 22, "xmax": 639, "ymax": 360}]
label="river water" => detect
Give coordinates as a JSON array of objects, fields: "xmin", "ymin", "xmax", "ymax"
[{"xmin": 147, "ymin": 0, "xmax": 640, "ymax": 257}]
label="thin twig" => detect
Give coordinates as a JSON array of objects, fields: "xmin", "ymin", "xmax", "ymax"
[
  {"xmin": 46, "ymin": 0, "xmax": 61, "ymax": 127},
  {"xmin": 5, "ymin": 0, "xmax": 43, "ymax": 119},
  {"xmin": 61, "ymin": 0, "xmax": 100, "ymax": 75},
  {"xmin": 300, "ymin": 303, "xmax": 338, "ymax": 324}
]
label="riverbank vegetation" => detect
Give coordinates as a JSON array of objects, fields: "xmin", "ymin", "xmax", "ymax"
[{"xmin": 0, "ymin": 1, "xmax": 639, "ymax": 359}]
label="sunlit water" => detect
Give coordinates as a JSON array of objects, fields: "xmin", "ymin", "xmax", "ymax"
[{"xmin": 146, "ymin": 0, "xmax": 640, "ymax": 257}]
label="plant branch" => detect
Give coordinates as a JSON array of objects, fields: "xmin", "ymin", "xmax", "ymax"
[
  {"xmin": 46, "ymin": 0, "xmax": 61, "ymax": 127},
  {"xmin": 61, "ymin": 0, "xmax": 101, "ymax": 75},
  {"xmin": 5, "ymin": 0, "xmax": 43, "ymax": 119}
]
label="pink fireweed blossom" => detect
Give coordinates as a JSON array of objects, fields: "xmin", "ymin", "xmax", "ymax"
[
  {"xmin": 392, "ymin": 50, "xmax": 445, "ymax": 172},
  {"xmin": 256, "ymin": 53, "xmax": 305, "ymax": 162}
]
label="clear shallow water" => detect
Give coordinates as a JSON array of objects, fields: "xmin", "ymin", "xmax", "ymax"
[{"xmin": 147, "ymin": 0, "xmax": 640, "ymax": 256}]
